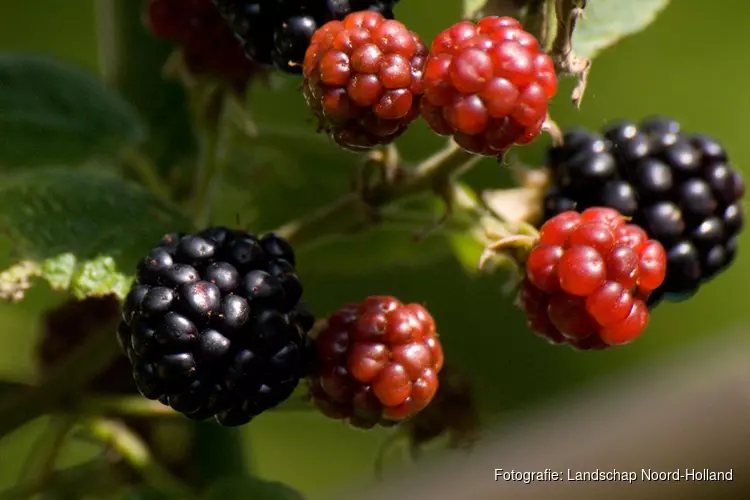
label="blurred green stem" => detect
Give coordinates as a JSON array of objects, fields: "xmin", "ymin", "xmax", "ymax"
[
  {"xmin": 86, "ymin": 418, "xmax": 197, "ymax": 499},
  {"xmin": 0, "ymin": 321, "xmax": 120, "ymax": 440},
  {"xmin": 121, "ymin": 146, "xmax": 172, "ymax": 200},
  {"xmin": 16, "ymin": 416, "xmax": 75, "ymax": 492},
  {"xmin": 275, "ymin": 140, "xmax": 481, "ymax": 247},
  {"xmin": 96, "ymin": 0, "xmax": 196, "ymax": 175},
  {"xmin": 189, "ymin": 86, "xmax": 238, "ymax": 227}
]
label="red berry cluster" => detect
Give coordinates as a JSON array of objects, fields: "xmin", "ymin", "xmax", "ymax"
[
  {"xmin": 308, "ymin": 296, "xmax": 444, "ymax": 429},
  {"xmin": 302, "ymin": 11, "xmax": 428, "ymax": 151},
  {"xmin": 521, "ymin": 208, "xmax": 667, "ymax": 349},
  {"xmin": 145, "ymin": 0, "xmax": 262, "ymax": 91},
  {"xmin": 420, "ymin": 17, "xmax": 557, "ymax": 156}
]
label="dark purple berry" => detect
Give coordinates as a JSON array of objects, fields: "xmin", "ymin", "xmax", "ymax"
[
  {"xmin": 119, "ymin": 226, "xmax": 313, "ymax": 425},
  {"xmin": 542, "ymin": 117, "xmax": 743, "ymax": 304}
]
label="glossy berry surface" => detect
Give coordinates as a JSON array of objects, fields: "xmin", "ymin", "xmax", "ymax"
[
  {"xmin": 420, "ymin": 16, "xmax": 557, "ymax": 157},
  {"xmin": 308, "ymin": 296, "xmax": 444, "ymax": 428},
  {"xmin": 521, "ymin": 208, "xmax": 666, "ymax": 350},
  {"xmin": 543, "ymin": 117, "xmax": 744, "ymax": 305},
  {"xmin": 145, "ymin": 0, "xmax": 263, "ymax": 91},
  {"xmin": 118, "ymin": 227, "xmax": 315, "ymax": 426},
  {"xmin": 212, "ymin": 0, "xmax": 400, "ymax": 74},
  {"xmin": 302, "ymin": 11, "xmax": 427, "ymax": 151}
]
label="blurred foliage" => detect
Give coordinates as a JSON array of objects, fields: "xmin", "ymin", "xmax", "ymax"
[{"xmin": 0, "ymin": 0, "xmax": 749, "ymax": 499}]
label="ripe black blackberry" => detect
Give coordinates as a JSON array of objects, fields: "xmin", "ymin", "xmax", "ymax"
[
  {"xmin": 542, "ymin": 117, "xmax": 744, "ymax": 305},
  {"xmin": 118, "ymin": 227, "xmax": 315, "ymax": 426},
  {"xmin": 211, "ymin": 0, "xmax": 400, "ymax": 74}
]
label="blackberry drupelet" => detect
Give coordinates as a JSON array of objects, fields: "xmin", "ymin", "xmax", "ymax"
[
  {"xmin": 119, "ymin": 227, "xmax": 315, "ymax": 426},
  {"xmin": 542, "ymin": 118, "xmax": 744, "ymax": 304},
  {"xmin": 211, "ymin": 0, "xmax": 401, "ymax": 74}
]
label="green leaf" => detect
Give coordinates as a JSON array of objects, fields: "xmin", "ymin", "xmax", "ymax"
[
  {"xmin": 0, "ymin": 167, "xmax": 193, "ymax": 300},
  {"xmin": 203, "ymin": 477, "xmax": 305, "ymax": 500},
  {"xmin": 572, "ymin": 0, "xmax": 672, "ymax": 60},
  {"xmin": 0, "ymin": 53, "xmax": 146, "ymax": 167}
]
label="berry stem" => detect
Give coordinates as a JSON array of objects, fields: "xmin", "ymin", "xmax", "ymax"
[
  {"xmin": 121, "ymin": 147, "xmax": 172, "ymax": 200},
  {"xmin": 73, "ymin": 395, "xmax": 180, "ymax": 418},
  {"xmin": 523, "ymin": 0, "xmax": 556, "ymax": 50},
  {"xmin": 275, "ymin": 140, "xmax": 481, "ymax": 247},
  {"xmin": 190, "ymin": 86, "xmax": 234, "ymax": 227},
  {"xmin": 0, "ymin": 320, "xmax": 121, "ymax": 441},
  {"xmin": 550, "ymin": 0, "xmax": 591, "ymax": 107},
  {"xmin": 85, "ymin": 417, "xmax": 197, "ymax": 499}
]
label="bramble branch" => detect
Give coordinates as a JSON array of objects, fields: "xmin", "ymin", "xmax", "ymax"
[{"xmin": 275, "ymin": 140, "xmax": 482, "ymax": 247}]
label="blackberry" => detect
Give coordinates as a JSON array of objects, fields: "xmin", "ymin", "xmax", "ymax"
[
  {"xmin": 542, "ymin": 118, "xmax": 744, "ymax": 304},
  {"xmin": 308, "ymin": 296, "xmax": 444, "ymax": 429},
  {"xmin": 119, "ymin": 227, "xmax": 315, "ymax": 426},
  {"xmin": 212, "ymin": 0, "xmax": 400, "ymax": 74},
  {"xmin": 302, "ymin": 11, "xmax": 427, "ymax": 150},
  {"xmin": 420, "ymin": 17, "xmax": 557, "ymax": 156}
]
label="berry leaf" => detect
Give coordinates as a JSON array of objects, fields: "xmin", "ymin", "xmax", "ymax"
[
  {"xmin": 0, "ymin": 168, "xmax": 193, "ymax": 300},
  {"xmin": 0, "ymin": 53, "xmax": 146, "ymax": 167},
  {"xmin": 571, "ymin": 0, "xmax": 672, "ymax": 60},
  {"xmin": 202, "ymin": 477, "xmax": 305, "ymax": 500}
]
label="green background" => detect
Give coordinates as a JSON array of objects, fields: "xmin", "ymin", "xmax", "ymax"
[{"xmin": 0, "ymin": 0, "xmax": 748, "ymax": 498}]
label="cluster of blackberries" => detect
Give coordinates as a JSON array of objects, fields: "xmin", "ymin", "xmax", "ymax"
[
  {"xmin": 542, "ymin": 118, "xmax": 744, "ymax": 305},
  {"xmin": 117, "ymin": 227, "xmax": 314, "ymax": 426},
  {"xmin": 211, "ymin": 0, "xmax": 401, "ymax": 74}
]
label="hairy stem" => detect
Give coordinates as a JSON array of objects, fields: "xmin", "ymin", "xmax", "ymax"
[
  {"xmin": 275, "ymin": 141, "xmax": 481, "ymax": 247},
  {"xmin": 0, "ymin": 320, "xmax": 121, "ymax": 440},
  {"xmin": 86, "ymin": 418, "xmax": 197, "ymax": 499}
]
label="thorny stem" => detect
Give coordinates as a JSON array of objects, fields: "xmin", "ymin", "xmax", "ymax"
[
  {"xmin": 274, "ymin": 141, "xmax": 481, "ymax": 248},
  {"xmin": 551, "ymin": 0, "xmax": 591, "ymax": 107},
  {"xmin": 86, "ymin": 418, "xmax": 197, "ymax": 499}
]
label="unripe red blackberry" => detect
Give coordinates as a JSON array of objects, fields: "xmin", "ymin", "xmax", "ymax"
[
  {"xmin": 308, "ymin": 296, "xmax": 444, "ymax": 428},
  {"xmin": 542, "ymin": 118, "xmax": 744, "ymax": 305},
  {"xmin": 145, "ymin": 0, "xmax": 263, "ymax": 91},
  {"xmin": 119, "ymin": 227, "xmax": 314, "ymax": 426},
  {"xmin": 521, "ymin": 208, "xmax": 666, "ymax": 349},
  {"xmin": 420, "ymin": 16, "xmax": 557, "ymax": 157},
  {"xmin": 302, "ymin": 11, "xmax": 427, "ymax": 151}
]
